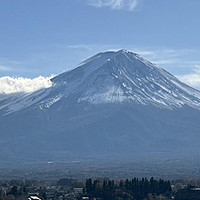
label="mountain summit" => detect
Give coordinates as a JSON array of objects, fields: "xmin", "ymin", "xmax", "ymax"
[
  {"xmin": 50, "ymin": 49, "xmax": 200, "ymax": 109},
  {"xmin": 1, "ymin": 50, "xmax": 200, "ymax": 164}
]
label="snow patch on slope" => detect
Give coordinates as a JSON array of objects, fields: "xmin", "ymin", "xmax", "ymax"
[
  {"xmin": 39, "ymin": 94, "xmax": 62, "ymax": 109},
  {"xmin": 78, "ymin": 86, "xmax": 127, "ymax": 104}
]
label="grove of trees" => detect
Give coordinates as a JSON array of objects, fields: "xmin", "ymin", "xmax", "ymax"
[{"xmin": 84, "ymin": 177, "xmax": 172, "ymax": 200}]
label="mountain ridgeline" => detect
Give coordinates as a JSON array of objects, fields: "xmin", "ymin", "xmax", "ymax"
[{"xmin": 1, "ymin": 49, "xmax": 200, "ymax": 165}]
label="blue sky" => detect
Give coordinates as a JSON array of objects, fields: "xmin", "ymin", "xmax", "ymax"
[{"xmin": 1, "ymin": 0, "xmax": 200, "ymax": 91}]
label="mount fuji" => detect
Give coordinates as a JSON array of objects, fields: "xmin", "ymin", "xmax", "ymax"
[{"xmin": 1, "ymin": 49, "xmax": 200, "ymax": 165}]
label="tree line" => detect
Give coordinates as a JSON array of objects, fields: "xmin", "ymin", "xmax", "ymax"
[{"xmin": 84, "ymin": 177, "xmax": 172, "ymax": 200}]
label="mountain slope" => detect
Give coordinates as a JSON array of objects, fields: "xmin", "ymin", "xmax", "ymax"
[{"xmin": 0, "ymin": 49, "xmax": 200, "ymax": 163}]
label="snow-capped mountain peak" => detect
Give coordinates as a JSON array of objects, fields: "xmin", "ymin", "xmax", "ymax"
[
  {"xmin": 1, "ymin": 49, "xmax": 200, "ymax": 115},
  {"xmin": 50, "ymin": 49, "xmax": 200, "ymax": 109}
]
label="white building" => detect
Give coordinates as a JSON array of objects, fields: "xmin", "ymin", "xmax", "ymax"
[{"xmin": 28, "ymin": 196, "xmax": 41, "ymax": 200}]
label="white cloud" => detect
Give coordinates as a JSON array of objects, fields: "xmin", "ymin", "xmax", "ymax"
[
  {"xmin": 151, "ymin": 59, "xmax": 177, "ymax": 65},
  {"xmin": 177, "ymin": 73, "xmax": 200, "ymax": 88},
  {"xmin": 0, "ymin": 76, "xmax": 53, "ymax": 94},
  {"xmin": 177, "ymin": 66, "xmax": 200, "ymax": 88},
  {"xmin": 87, "ymin": 0, "xmax": 138, "ymax": 11}
]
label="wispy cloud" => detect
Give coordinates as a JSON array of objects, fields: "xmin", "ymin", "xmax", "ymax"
[
  {"xmin": 0, "ymin": 65, "xmax": 12, "ymax": 72},
  {"xmin": 0, "ymin": 58, "xmax": 23, "ymax": 74},
  {"xmin": 87, "ymin": 0, "xmax": 138, "ymax": 11},
  {"xmin": 131, "ymin": 48, "xmax": 200, "ymax": 69},
  {"xmin": 177, "ymin": 65, "xmax": 200, "ymax": 88},
  {"xmin": 66, "ymin": 44, "xmax": 93, "ymax": 51},
  {"xmin": 0, "ymin": 76, "xmax": 53, "ymax": 94}
]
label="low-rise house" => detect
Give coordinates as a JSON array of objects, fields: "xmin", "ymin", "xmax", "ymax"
[
  {"xmin": 28, "ymin": 196, "xmax": 42, "ymax": 200},
  {"xmin": 82, "ymin": 197, "xmax": 89, "ymax": 200}
]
